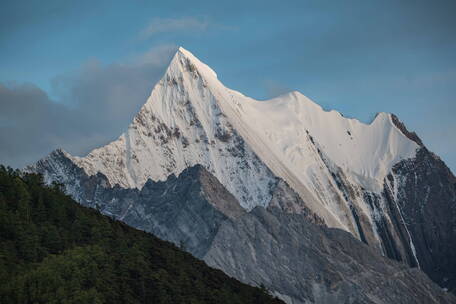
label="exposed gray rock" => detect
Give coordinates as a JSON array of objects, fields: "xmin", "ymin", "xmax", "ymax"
[
  {"xmin": 390, "ymin": 147, "xmax": 456, "ymax": 292},
  {"xmin": 104, "ymin": 164, "xmax": 245, "ymax": 258},
  {"xmin": 204, "ymin": 207, "xmax": 456, "ymax": 304},
  {"xmin": 391, "ymin": 113, "xmax": 424, "ymax": 146},
  {"xmin": 354, "ymin": 115, "xmax": 456, "ymax": 293},
  {"xmin": 267, "ymin": 179, "xmax": 325, "ymax": 226},
  {"xmin": 312, "ymin": 118, "xmax": 456, "ymax": 294},
  {"xmin": 30, "ymin": 150, "xmax": 244, "ymax": 258}
]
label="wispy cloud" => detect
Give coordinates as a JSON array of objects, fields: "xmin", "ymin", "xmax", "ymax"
[
  {"xmin": 0, "ymin": 45, "xmax": 176, "ymax": 168},
  {"xmin": 139, "ymin": 17, "xmax": 209, "ymax": 39},
  {"xmin": 263, "ymin": 80, "xmax": 292, "ymax": 99},
  {"xmin": 134, "ymin": 44, "xmax": 178, "ymax": 65}
]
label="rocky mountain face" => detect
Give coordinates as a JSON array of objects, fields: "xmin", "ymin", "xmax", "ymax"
[
  {"xmin": 206, "ymin": 207, "xmax": 454, "ymax": 304},
  {"xmin": 389, "ymin": 147, "xmax": 456, "ymax": 291},
  {"xmin": 29, "ymin": 47, "xmax": 456, "ymax": 300},
  {"xmin": 31, "ymin": 149, "xmax": 319, "ymax": 257},
  {"xmin": 33, "ymin": 149, "xmax": 243, "ymax": 258},
  {"xmin": 29, "ymin": 157, "xmax": 456, "ymax": 303}
]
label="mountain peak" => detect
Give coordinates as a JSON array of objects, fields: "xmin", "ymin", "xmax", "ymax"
[
  {"xmin": 166, "ymin": 47, "xmax": 218, "ymax": 80},
  {"xmin": 177, "ymin": 46, "xmax": 192, "ymax": 56}
]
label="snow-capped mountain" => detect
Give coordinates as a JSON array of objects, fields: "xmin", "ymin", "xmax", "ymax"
[
  {"xmin": 30, "ymin": 47, "xmax": 456, "ymax": 294},
  {"xmin": 68, "ymin": 47, "xmax": 277, "ymax": 210}
]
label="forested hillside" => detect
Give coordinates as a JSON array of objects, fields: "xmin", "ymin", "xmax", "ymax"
[{"xmin": 0, "ymin": 166, "xmax": 282, "ymax": 304}]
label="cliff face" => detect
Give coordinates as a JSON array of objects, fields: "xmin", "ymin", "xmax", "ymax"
[{"xmin": 390, "ymin": 147, "xmax": 456, "ymax": 292}]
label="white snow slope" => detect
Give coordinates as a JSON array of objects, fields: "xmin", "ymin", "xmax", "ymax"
[{"xmin": 66, "ymin": 47, "xmax": 419, "ymax": 235}]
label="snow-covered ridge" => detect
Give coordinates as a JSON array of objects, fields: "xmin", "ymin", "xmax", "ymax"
[
  {"xmin": 229, "ymin": 91, "xmax": 418, "ymax": 192},
  {"xmin": 66, "ymin": 47, "xmax": 418, "ymax": 230}
]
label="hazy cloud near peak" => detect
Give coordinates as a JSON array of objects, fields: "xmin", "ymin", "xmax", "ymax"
[
  {"xmin": 135, "ymin": 44, "xmax": 178, "ymax": 65},
  {"xmin": 139, "ymin": 17, "xmax": 210, "ymax": 39},
  {"xmin": 263, "ymin": 80, "xmax": 293, "ymax": 99},
  {"xmin": 0, "ymin": 45, "xmax": 176, "ymax": 169}
]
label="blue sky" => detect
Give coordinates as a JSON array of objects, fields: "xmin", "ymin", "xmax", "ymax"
[{"xmin": 0, "ymin": 0, "xmax": 455, "ymax": 172}]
